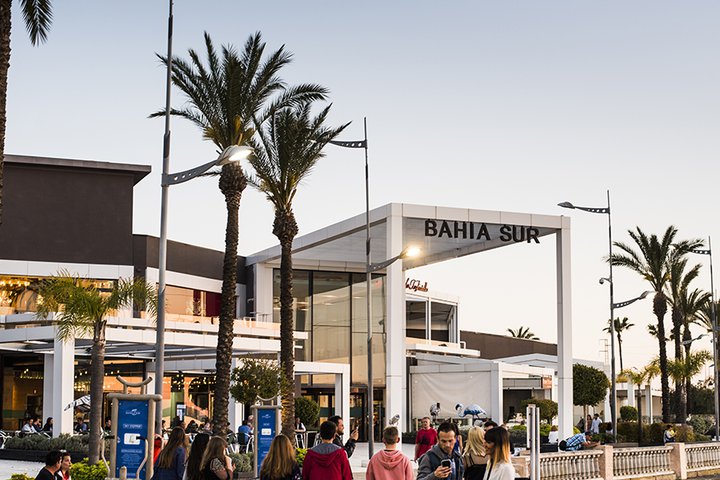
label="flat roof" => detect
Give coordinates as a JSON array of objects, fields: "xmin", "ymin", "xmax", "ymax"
[
  {"xmin": 5, "ymin": 154, "xmax": 152, "ymax": 185},
  {"xmin": 248, "ymin": 203, "xmax": 570, "ymax": 270}
]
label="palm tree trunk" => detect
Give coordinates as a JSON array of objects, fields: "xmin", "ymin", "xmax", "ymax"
[
  {"xmin": 89, "ymin": 322, "xmax": 106, "ymax": 465},
  {"xmin": 0, "ymin": 0, "xmax": 11, "ymax": 226},
  {"xmin": 654, "ymin": 292, "xmax": 671, "ymax": 422},
  {"xmin": 682, "ymin": 323, "xmax": 692, "ymax": 421},
  {"xmin": 672, "ymin": 306, "xmax": 683, "ymax": 422},
  {"xmin": 214, "ymin": 164, "xmax": 245, "ymax": 436},
  {"xmin": 274, "ymin": 209, "xmax": 298, "ymax": 442},
  {"xmin": 617, "ymin": 333, "xmax": 624, "ymax": 372}
]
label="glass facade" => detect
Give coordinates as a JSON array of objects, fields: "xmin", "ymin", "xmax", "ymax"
[
  {"xmin": 272, "ymin": 269, "xmax": 386, "ymax": 386},
  {"xmin": 404, "ymin": 298, "xmax": 457, "ymax": 342}
]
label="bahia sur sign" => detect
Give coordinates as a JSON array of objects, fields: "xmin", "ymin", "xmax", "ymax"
[{"xmin": 424, "ymin": 219, "xmax": 540, "ymax": 244}]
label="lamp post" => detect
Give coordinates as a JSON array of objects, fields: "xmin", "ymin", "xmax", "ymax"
[
  {"xmin": 154, "ymin": 144, "xmax": 253, "ymax": 434},
  {"xmin": 559, "ymin": 191, "xmax": 618, "ymax": 433},
  {"xmin": 687, "ymin": 238, "xmax": 719, "ymax": 440}
]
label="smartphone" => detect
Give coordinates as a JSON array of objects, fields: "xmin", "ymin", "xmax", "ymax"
[{"xmin": 440, "ymin": 459, "xmax": 452, "ymax": 469}]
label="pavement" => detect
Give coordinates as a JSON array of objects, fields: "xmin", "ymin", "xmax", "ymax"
[{"xmin": 0, "ymin": 443, "xmax": 415, "ymax": 479}]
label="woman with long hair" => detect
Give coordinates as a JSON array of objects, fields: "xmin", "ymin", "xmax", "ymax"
[
  {"xmin": 184, "ymin": 433, "xmax": 210, "ymax": 480},
  {"xmin": 482, "ymin": 427, "xmax": 515, "ymax": 480},
  {"xmin": 200, "ymin": 436, "xmax": 234, "ymax": 480},
  {"xmin": 463, "ymin": 426, "xmax": 488, "ymax": 480},
  {"xmin": 154, "ymin": 427, "xmax": 188, "ymax": 480},
  {"xmin": 260, "ymin": 435, "xmax": 301, "ymax": 480}
]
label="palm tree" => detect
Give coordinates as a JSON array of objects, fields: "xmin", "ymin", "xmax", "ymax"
[
  {"xmin": 611, "ymin": 226, "xmax": 678, "ymax": 422},
  {"xmin": 36, "ymin": 273, "xmax": 157, "ymax": 464},
  {"xmin": 665, "ymin": 249, "xmax": 702, "ymax": 421},
  {"xmin": 679, "ymin": 288, "xmax": 711, "ymax": 414},
  {"xmin": 154, "ymin": 32, "xmax": 327, "ymax": 435},
  {"xmin": 248, "ymin": 103, "xmax": 348, "ymax": 440},
  {"xmin": 603, "ymin": 317, "xmax": 634, "ymax": 371},
  {"xmin": 507, "ymin": 326, "xmax": 539, "ymax": 340},
  {"xmin": 0, "ymin": 0, "xmax": 53, "ymax": 224},
  {"xmin": 660, "ymin": 350, "xmax": 712, "ymax": 423}
]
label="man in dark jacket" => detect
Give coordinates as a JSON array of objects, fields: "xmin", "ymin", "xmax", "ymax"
[
  {"xmin": 328, "ymin": 415, "xmax": 358, "ymax": 458},
  {"xmin": 417, "ymin": 422, "xmax": 463, "ymax": 480},
  {"xmin": 302, "ymin": 421, "xmax": 352, "ymax": 480}
]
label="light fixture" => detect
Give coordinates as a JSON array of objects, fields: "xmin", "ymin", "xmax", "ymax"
[{"xmin": 217, "ymin": 145, "xmax": 254, "ymax": 165}]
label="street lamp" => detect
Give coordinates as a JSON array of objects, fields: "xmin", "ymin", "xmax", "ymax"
[
  {"xmin": 559, "ymin": 191, "xmax": 619, "ymax": 433},
  {"xmin": 687, "ymin": 238, "xmax": 719, "ymax": 440},
  {"xmin": 155, "ymin": 145, "xmax": 253, "ymax": 434}
]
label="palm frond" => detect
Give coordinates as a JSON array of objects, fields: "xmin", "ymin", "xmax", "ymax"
[{"xmin": 20, "ymin": 0, "xmax": 53, "ymax": 45}]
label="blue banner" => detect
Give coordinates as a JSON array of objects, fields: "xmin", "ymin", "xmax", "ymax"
[
  {"xmin": 256, "ymin": 408, "xmax": 277, "ymax": 473},
  {"xmin": 117, "ymin": 399, "xmax": 150, "ymax": 480}
]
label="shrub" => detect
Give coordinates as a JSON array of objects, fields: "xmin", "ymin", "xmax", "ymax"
[
  {"xmin": 539, "ymin": 424, "xmax": 553, "ymax": 438},
  {"xmin": 688, "ymin": 415, "xmax": 715, "ymax": 437},
  {"xmin": 227, "ymin": 452, "xmax": 253, "ymax": 473},
  {"xmin": 71, "ymin": 459, "xmax": 107, "ymax": 480},
  {"xmin": 4, "ymin": 433, "xmax": 91, "ymax": 452},
  {"xmin": 295, "ymin": 397, "xmax": 320, "ymax": 428},
  {"xmin": 11, "ymin": 475, "xmax": 33, "ymax": 480},
  {"xmin": 620, "ymin": 406, "xmax": 638, "ymax": 422},
  {"xmin": 508, "ymin": 427, "xmax": 526, "ymax": 446},
  {"xmin": 521, "ymin": 398, "xmax": 558, "ymax": 423},
  {"xmin": 696, "ymin": 434, "xmax": 711, "ymax": 442},
  {"xmin": 675, "ymin": 425, "xmax": 695, "ymax": 443},
  {"xmin": 296, "ymin": 448, "xmax": 307, "ymax": 467}
]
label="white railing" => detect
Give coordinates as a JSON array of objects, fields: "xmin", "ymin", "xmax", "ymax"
[
  {"xmin": 613, "ymin": 446, "xmax": 673, "ymax": 478},
  {"xmin": 686, "ymin": 442, "xmax": 720, "ymax": 471},
  {"xmin": 539, "ymin": 450, "xmax": 603, "ymax": 480}
]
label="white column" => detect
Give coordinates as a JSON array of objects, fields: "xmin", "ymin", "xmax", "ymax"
[
  {"xmin": 254, "ymin": 264, "xmax": 274, "ymax": 322},
  {"xmin": 53, "ymin": 336, "xmax": 75, "ymax": 436},
  {"xmin": 490, "ymin": 363, "xmax": 503, "ymax": 423},
  {"xmin": 334, "ymin": 366, "xmax": 350, "ymax": 443},
  {"xmin": 646, "ymin": 385, "xmax": 653, "ymax": 422},
  {"xmin": 228, "ymin": 358, "xmax": 244, "ymax": 430},
  {"xmin": 627, "ymin": 382, "xmax": 636, "ymax": 408},
  {"xmin": 145, "ymin": 361, "xmax": 156, "ymax": 396},
  {"xmin": 556, "ymin": 221, "xmax": 573, "ymax": 439},
  {"xmin": 43, "ymin": 354, "xmax": 54, "ymax": 425},
  {"xmin": 603, "ymin": 394, "xmax": 611, "ymax": 421},
  {"xmin": 385, "ymin": 211, "xmax": 405, "ymax": 435}
]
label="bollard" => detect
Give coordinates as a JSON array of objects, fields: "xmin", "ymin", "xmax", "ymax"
[{"xmin": 119, "ymin": 466, "xmax": 127, "ymax": 480}]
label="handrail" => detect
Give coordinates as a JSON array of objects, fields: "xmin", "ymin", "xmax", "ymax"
[
  {"xmin": 686, "ymin": 442, "xmax": 720, "ymax": 471},
  {"xmin": 613, "ymin": 445, "xmax": 673, "ymax": 478},
  {"xmin": 540, "ymin": 449, "xmax": 603, "ymax": 480}
]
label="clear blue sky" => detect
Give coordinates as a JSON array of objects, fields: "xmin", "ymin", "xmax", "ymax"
[{"xmin": 6, "ymin": 1, "xmax": 720, "ymax": 372}]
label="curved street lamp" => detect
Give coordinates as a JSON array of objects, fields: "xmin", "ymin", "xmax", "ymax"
[{"xmin": 558, "ymin": 191, "xmax": 618, "ymax": 434}]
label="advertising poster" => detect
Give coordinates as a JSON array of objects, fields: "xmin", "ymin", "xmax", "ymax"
[
  {"xmin": 116, "ymin": 399, "xmax": 150, "ymax": 480},
  {"xmin": 255, "ymin": 407, "xmax": 278, "ymax": 475}
]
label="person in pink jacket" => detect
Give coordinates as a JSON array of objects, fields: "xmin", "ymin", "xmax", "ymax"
[{"xmin": 366, "ymin": 426, "xmax": 413, "ymax": 480}]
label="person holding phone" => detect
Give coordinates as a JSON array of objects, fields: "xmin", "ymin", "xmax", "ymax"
[
  {"xmin": 328, "ymin": 415, "xmax": 358, "ymax": 458},
  {"xmin": 417, "ymin": 422, "xmax": 464, "ymax": 480}
]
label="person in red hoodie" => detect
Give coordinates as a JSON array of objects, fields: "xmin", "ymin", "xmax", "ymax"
[
  {"xmin": 366, "ymin": 426, "xmax": 413, "ymax": 480},
  {"xmin": 302, "ymin": 420, "xmax": 352, "ymax": 480}
]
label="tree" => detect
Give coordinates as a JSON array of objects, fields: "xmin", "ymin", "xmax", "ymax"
[
  {"xmin": 36, "ymin": 273, "xmax": 157, "ymax": 465},
  {"xmin": 520, "ymin": 398, "xmax": 558, "ymax": 423},
  {"xmin": 679, "ymin": 288, "xmax": 711, "ymax": 414},
  {"xmin": 0, "ymin": 0, "xmax": 53, "ymax": 224},
  {"xmin": 658, "ymin": 350, "xmax": 712, "ymax": 423},
  {"xmin": 611, "ymin": 226, "xmax": 696, "ymax": 422},
  {"xmin": 295, "ymin": 396, "xmax": 320, "ymax": 428},
  {"xmin": 154, "ymin": 32, "xmax": 327, "ymax": 435},
  {"xmin": 573, "ymin": 363, "xmax": 609, "ymax": 420},
  {"xmin": 603, "ymin": 317, "xmax": 634, "ymax": 371},
  {"xmin": 665, "ymin": 246, "xmax": 702, "ymax": 421},
  {"xmin": 507, "ymin": 326, "xmax": 539, "ymax": 340},
  {"xmin": 229, "ymin": 358, "xmax": 283, "ymax": 405},
  {"xmin": 248, "ymin": 103, "xmax": 348, "ymax": 440}
]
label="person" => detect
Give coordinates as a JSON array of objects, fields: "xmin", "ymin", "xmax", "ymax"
[
  {"xmin": 260, "ymin": 434, "xmax": 302, "ymax": 480},
  {"xmin": 154, "ymin": 426, "xmax": 188, "ymax": 480},
  {"xmin": 21, "ymin": 417, "xmax": 35, "ymax": 434},
  {"xmin": 74, "ymin": 417, "xmax": 87, "ymax": 434},
  {"xmin": 238, "ymin": 420, "xmax": 253, "ymax": 445},
  {"xmin": 295, "ymin": 417, "xmax": 306, "ymax": 432},
  {"xmin": 366, "ymin": 426, "xmax": 412, "ymax": 480},
  {"xmin": 417, "ymin": 421, "xmax": 464, "ymax": 480},
  {"xmin": 483, "ymin": 421, "xmax": 513, "ymax": 456},
  {"xmin": 663, "ymin": 425, "xmax": 676, "ymax": 444},
  {"xmin": 104, "ymin": 417, "xmax": 112, "ymax": 433},
  {"xmin": 33, "ymin": 417, "xmax": 43, "ymax": 433},
  {"xmin": 585, "ymin": 415, "xmax": 592, "ymax": 434},
  {"xmin": 35, "ymin": 450, "xmax": 62, "ymax": 480},
  {"xmin": 462, "ymin": 426, "xmax": 488, "ymax": 480},
  {"xmin": 450, "ymin": 422, "xmax": 463, "ymax": 458},
  {"xmin": 415, "ymin": 417, "xmax": 438, "ymax": 460},
  {"xmin": 185, "ymin": 432, "xmax": 210, "ymax": 480},
  {"xmin": 482, "ymin": 426, "xmax": 515, "ymax": 480},
  {"xmin": 590, "ymin": 414, "xmax": 601, "ymax": 435},
  {"xmin": 186, "ymin": 420, "xmax": 199, "ymax": 434},
  {"xmin": 328, "ymin": 415, "xmax": 358, "ymax": 458},
  {"xmin": 42, "ymin": 417, "xmax": 53, "ymax": 434},
  {"xmin": 558, "ymin": 432, "xmax": 598, "ymax": 452},
  {"xmin": 547, "ymin": 426, "xmax": 559, "ymax": 444},
  {"xmin": 58, "ymin": 451, "xmax": 72, "ymax": 480},
  {"xmin": 200, "ymin": 436, "xmax": 234, "ymax": 480},
  {"xmin": 302, "ymin": 420, "xmax": 352, "ymax": 480},
  {"xmin": 171, "ymin": 415, "xmax": 182, "ymax": 428},
  {"xmin": 201, "ymin": 419, "xmax": 213, "ymax": 434}
]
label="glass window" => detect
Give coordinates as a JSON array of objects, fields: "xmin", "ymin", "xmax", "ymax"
[
  {"xmin": 406, "ymin": 299, "xmax": 427, "ymax": 339},
  {"xmin": 351, "ymin": 274, "xmax": 386, "ymax": 385},
  {"xmin": 430, "ymin": 302, "xmax": 455, "ymax": 342},
  {"xmin": 312, "ymin": 272, "xmax": 350, "ymax": 368},
  {"xmin": 272, "ymin": 270, "xmax": 311, "ymax": 361}
]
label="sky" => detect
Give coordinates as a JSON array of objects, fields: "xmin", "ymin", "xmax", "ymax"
[{"xmin": 5, "ymin": 1, "xmax": 720, "ymax": 375}]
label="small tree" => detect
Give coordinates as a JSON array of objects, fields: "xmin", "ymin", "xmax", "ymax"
[
  {"xmin": 294, "ymin": 397, "xmax": 320, "ymax": 428},
  {"xmin": 573, "ymin": 363, "xmax": 610, "ymax": 419},
  {"xmin": 230, "ymin": 358, "xmax": 283, "ymax": 405},
  {"xmin": 521, "ymin": 398, "xmax": 558, "ymax": 423},
  {"xmin": 620, "ymin": 406, "xmax": 638, "ymax": 422}
]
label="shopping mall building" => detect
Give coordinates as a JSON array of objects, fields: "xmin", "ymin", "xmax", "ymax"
[{"xmin": 0, "ymin": 154, "xmax": 577, "ymax": 439}]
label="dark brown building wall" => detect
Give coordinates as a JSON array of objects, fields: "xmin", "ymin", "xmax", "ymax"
[
  {"xmin": 461, "ymin": 330, "xmax": 557, "ymax": 359},
  {"xmin": 0, "ymin": 157, "xmax": 147, "ymax": 265},
  {"xmin": 133, "ymin": 235, "xmax": 246, "ymax": 284}
]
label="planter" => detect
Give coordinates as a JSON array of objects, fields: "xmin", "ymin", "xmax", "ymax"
[{"xmin": 0, "ymin": 449, "xmax": 86, "ymax": 463}]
